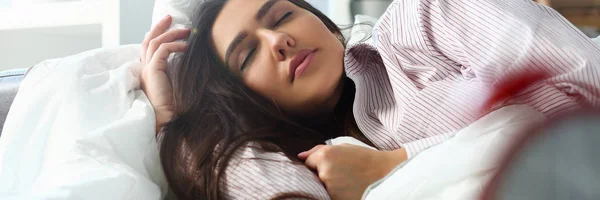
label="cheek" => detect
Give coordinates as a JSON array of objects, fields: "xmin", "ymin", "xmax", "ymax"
[
  {"xmin": 296, "ymin": 15, "xmax": 337, "ymax": 42},
  {"xmin": 241, "ymin": 60, "xmax": 285, "ymax": 101}
]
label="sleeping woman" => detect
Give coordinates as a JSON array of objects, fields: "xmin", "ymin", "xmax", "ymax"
[{"xmin": 139, "ymin": 0, "xmax": 600, "ymax": 199}]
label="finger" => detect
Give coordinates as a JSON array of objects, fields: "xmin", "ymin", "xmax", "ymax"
[
  {"xmin": 298, "ymin": 144, "xmax": 326, "ymax": 160},
  {"xmin": 146, "ymin": 28, "xmax": 191, "ymax": 64},
  {"xmin": 150, "ymin": 42, "xmax": 188, "ymax": 71},
  {"xmin": 303, "ymin": 147, "xmax": 326, "ymax": 170},
  {"xmin": 142, "ymin": 15, "xmax": 173, "ymax": 61}
]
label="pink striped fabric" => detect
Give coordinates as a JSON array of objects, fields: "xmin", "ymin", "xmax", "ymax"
[{"xmin": 221, "ymin": 0, "xmax": 600, "ymax": 198}]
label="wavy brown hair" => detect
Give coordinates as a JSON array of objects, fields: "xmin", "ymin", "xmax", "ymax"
[{"xmin": 158, "ymin": 0, "xmax": 371, "ymax": 199}]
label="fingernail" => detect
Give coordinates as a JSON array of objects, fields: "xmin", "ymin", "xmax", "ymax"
[
  {"xmin": 298, "ymin": 151, "xmax": 307, "ymax": 157},
  {"xmin": 164, "ymin": 15, "xmax": 171, "ymax": 20}
]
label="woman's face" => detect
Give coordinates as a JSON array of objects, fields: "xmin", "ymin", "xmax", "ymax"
[{"xmin": 211, "ymin": 0, "xmax": 345, "ymax": 116}]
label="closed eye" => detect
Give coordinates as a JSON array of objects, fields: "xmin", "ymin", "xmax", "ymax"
[
  {"xmin": 240, "ymin": 48, "xmax": 257, "ymax": 71},
  {"xmin": 240, "ymin": 10, "xmax": 294, "ymax": 72},
  {"xmin": 240, "ymin": 11, "xmax": 293, "ymax": 71},
  {"xmin": 273, "ymin": 11, "xmax": 293, "ymax": 27}
]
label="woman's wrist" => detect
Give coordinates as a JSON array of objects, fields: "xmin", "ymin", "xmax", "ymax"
[{"xmin": 378, "ymin": 148, "xmax": 407, "ymax": 178}]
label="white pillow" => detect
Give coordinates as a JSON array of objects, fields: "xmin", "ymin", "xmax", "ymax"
[
  {"xmin": 594, "ymin": 36, "xmax": 600, "ymax": 46},
  {"xmin": 346, "ymin": 14, "xmax": 378, "ymax": 46},
  {"xmin": 151, "ymin": 0, "xmax": 201, "ymax": 31}
]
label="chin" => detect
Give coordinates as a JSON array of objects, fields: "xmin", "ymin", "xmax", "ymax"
[
  {"xmin": 313, "ymin": 71, "xmax": 345, "ymax": 111},
  {"xmin": 293, "ymin": 59, "xmax": 344, "ymax": 114}
]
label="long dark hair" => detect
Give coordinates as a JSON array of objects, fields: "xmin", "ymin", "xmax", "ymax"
[{"xmin": 158, "ymin": 0, "xmax": 368, "ymax": 199}]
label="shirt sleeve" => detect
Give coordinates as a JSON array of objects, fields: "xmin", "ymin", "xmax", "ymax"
[
  {"xmin": 377, "ymin": 0, "xmax": 600, "ymax": 157},
  {"xmin": 220, "ymin": 144, "xmax": 330, "ymax": 200}
]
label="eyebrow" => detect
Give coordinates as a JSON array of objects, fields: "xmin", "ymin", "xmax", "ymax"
[{"xmin": 224, "ymin": 0, "xmax": 281, "ymax": 67}]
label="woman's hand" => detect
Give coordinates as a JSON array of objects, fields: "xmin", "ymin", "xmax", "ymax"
[
  {"xmin": 140, "ymin": 15, "xmax": 190, "ymax": 132},
  {"xmin": 298, "ymin": 144, "xmax": 407, "ymax": 200}
]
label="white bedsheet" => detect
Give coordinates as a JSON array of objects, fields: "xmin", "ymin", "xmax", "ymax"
[
  {"xmin": 0, "ymin": 45, "xmax": 167, "ymax": 200},
  {"xmin": 361, "ymin": 105, "xmax": 546, "ymax": 200}
]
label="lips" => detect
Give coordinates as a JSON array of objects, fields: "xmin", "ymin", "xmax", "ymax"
[{"xmin": 289, "ymin": 49, "xmax": 316, "ymax": 82}]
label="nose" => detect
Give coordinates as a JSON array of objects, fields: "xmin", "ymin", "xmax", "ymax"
[{"xmin": 257, "ymin": 29, "xmax": 295, "ymax": 61}]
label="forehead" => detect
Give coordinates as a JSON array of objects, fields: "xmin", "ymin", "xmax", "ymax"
[{"xmin": 211, "ymin": 0, "xmax": 269, "ymax": 60}]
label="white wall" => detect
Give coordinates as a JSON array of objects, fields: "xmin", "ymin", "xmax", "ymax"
[
  {"xmin": 0, "ymin": 0, "xmax": 156, "ymax": 70},
  {"xmin": 0, "ymin": 0, "xmax": 10, "ymax": 8},
  {"xmin": 0, "ymin": 25, "xmax": 101, "ymax": 70},
  {"xmin": 307, "ymin": 0, "xmax": 353, "ymax": 25},
  {"xmin": 120, "ymin": 0, "xmax": 156, "ymax": 45},
  {"xmin": 306, "ymin": 0, "xmax": 328, "ymax": 13}
]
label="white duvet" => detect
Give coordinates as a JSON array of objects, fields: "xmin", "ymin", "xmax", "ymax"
[
  {"xmin": 361, "ymin": 105, "xmax": 546, "ymax": 200},
  {"xmin": 0, "ymin": 45, "xmax": 549, "ymax": 199},
  {"xmin": 0, "ymin": 45, "xmax": 168, "ymax": 199}
]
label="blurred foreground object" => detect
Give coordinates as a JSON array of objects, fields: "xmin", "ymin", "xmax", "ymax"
[{"xmin": 483, "ymin": 111, "xmax": 600, "ymax": 199}]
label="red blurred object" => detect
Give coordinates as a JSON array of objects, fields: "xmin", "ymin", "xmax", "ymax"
[
  {"xmin": 481, "ymin": 70, "xmax": 549, "ymax": 115},
  {"xmin": 480, "ymin": 109, "xmax": 600, "ymax": 200}
]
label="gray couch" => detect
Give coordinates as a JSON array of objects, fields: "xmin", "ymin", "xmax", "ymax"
[{"xmin": 0, "ymin": 68, "xmax": 27, "ymax": 136}]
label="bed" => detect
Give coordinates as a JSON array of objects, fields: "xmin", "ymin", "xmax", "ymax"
[{"xmin": 0, "ymin": 0, "xmax": 599, "ymax": 198}]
